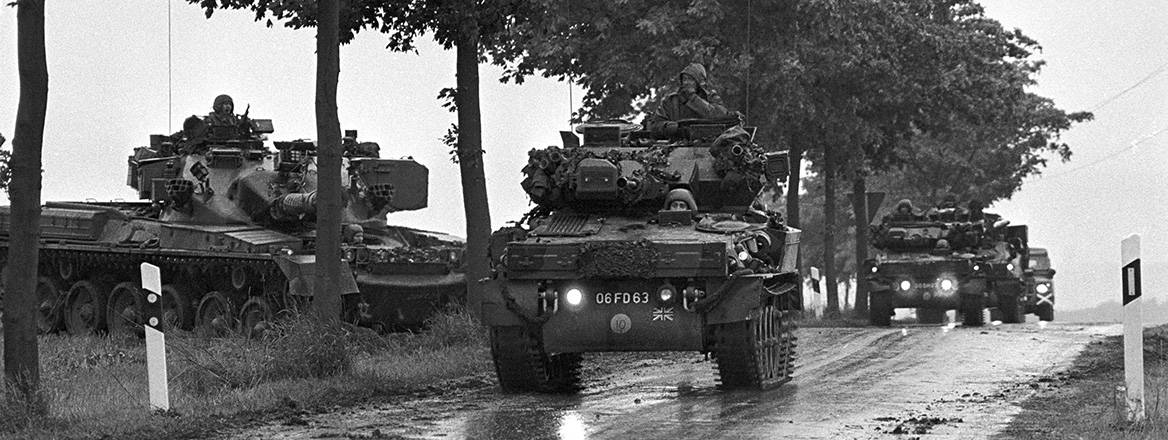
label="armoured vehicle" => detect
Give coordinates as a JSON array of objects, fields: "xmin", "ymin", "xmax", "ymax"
[
  {"xmin": 482, "ymin": 119, "xmax": 802, "ymax": 392},
  {"xmin": 866, "ymin": 208, "xmax": 1029, "ymax": 326},
  {"xmin": 1, "ymin": 110, "xmax": 464, "ymax": 337},
  {"xmin": 1021, "ymin": 247, "xmax": 1055, "ymax": 321}
]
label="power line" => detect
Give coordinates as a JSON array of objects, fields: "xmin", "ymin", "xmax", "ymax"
[
  {"xmin": 1088, "ymin": 60, "xmax": 1168, "ymax": 112},
  {"xmin": 1033, "ymin": 124, "xmax": 1168, "ymax": 181}
]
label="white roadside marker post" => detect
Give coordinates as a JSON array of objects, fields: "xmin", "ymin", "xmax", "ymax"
[
  {"xmin": 141, "ymin": 263, "xmax": 170, "ymax": 412},
  {"xmin": 1120, "ymin": 234, "xmax": 1144, "ymax": 422}
]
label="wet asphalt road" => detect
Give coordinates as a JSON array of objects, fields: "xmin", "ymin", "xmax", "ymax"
[{"xmin": 229, "ymin": 322, "xmax": 1117, "ymax": 440}]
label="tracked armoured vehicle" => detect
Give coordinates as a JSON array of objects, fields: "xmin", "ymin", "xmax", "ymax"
[
  {"xmin": 865, "ymin": 207, "xmax": 1028, "ymax": 326},
  {"xmin": 483, "ymin": 119, "xmax": 801, "ymax": 392},
  {"xmin": 1, "ymin": 110, "xmax": 464, "ymax": 337}
]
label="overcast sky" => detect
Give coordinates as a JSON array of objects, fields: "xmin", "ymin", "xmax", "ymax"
[{"xmin": 1, "ymin": 1, "xmax": 1165, "ymax": 311}]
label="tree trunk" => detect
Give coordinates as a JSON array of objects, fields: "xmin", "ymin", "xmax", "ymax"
[
  {"xmin": 5, "ymin": 0, "xmax": 47, "ymax": 401},
  {"xmin": 785, "ymin": 144, "xmax": 802, "ymax": 229},
  {"xmin": 852, "ymin": 175, "xmax": 869, "ymax": 314},
  {"xmin": 312, "ymin": 0, "xmax": 343, "ymax": 322},
  {"xmin": 455, "ymin": 9, "xmax": 492, "ymax": 318},
  {"xmin": 823, "ymin": 146, "xmax": 839, "ymax": 316}
]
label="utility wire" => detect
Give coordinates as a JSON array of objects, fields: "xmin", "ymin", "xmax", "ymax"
[
  {"xmin": 1025, "ymin": 61, "xmax": 1168, "ymax": 181},
  {"xmin": 1034, "ymin": 124, "xmax": 1168, "ymax": 181},
  {"xmin": 1087, "ymin": 60, "xmax": 1168, "ymax": 112}
]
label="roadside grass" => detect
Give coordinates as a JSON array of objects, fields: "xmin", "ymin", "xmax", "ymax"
[
  {"xmin": 0, "ymin": 307, "xmax": 492, "ymax": 440},
  {"xmin": 1000, "ymin": 324, "xmax": 1168, "ymax": 439}
]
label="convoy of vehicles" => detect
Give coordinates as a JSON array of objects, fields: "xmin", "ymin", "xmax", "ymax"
[{"xmin": 865, "ymin": 207, "xmax": 1033, "ymax": 326}]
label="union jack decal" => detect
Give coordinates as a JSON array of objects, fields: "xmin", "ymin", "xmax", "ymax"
[{"xmin": 652, "ymin": 307, "xmax": 674, "ymax": 321}]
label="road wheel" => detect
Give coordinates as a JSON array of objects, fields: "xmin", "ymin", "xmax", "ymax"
[
  {"xmin": 869, "ymin": 292, "xmax": 893, "ymax": 326},
  {"xmin": 197, "ymin": 291, "xmax": 237, "ymax": 336},
  {"xmin": 490, "ymin": 325, "xmax": 582, "ymax": 393},
  {"xmin": 998, "ymin": 294, "xmax": 1022, "ymax": 323},
  {"xmin": 106, "ymin": 282, "xmax": 144, "ymax": 338},
  {"xmin": 35, "ymin": 276, "xmax": 64, "ymax": 334},
  {"xmin": 64, "ymin": 280, "xmax": 108, "ymax": 335},
  {"xmin": 239, "ymin": 297, "xmax": 274, "ymax": 339},
  {"xmin": 916, "ymin": 307, "xmax": 946, "ymax": 324},
  {"xmin": 160, "ymin": 284, "xmax": 195, "ymax": 331},
  {"xmin": 710, "ymin": 303, "xmax": 797, "ymax": 390},
  {"xmin": 961, "ymin": 295, "xmax": 985, "ymax": 327},
  {"xmin": 1037, "ymin": 303, "xmax": 1054, "ymax": 322}
]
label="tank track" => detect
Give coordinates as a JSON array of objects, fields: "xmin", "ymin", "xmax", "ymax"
[
  {"xmin": 10, "ymin": 246, "xmax": 287, "ymax": 335},
  {"xmin": 490, "ymin": 325, "xmax": 582, "ymax": 393},
  {"xmin": 709, "ymin": 303, "xmax": 797, "ymax": 390}
]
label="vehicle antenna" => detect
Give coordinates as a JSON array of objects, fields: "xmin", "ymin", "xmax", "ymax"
[
  {"xmin": 744, "ymin": 0, "xmax": 752, "ymax": 124},
  {"xmin": 168, "ymin": 0, "xmax": 173, "ymax": 133}
]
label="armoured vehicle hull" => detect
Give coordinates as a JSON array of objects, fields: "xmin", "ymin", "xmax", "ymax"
[
  {"xmin": 485, "ymin": 119, "xmax": 802, "ymax": 392},
  {"xmin": 866, "ymin": 219, "xmax": 1029, "ymax": 326},
  {"xmin": 1021, "ymin": 247, "xmax": 1055, "ymax": 321},
  {"xmin": 1, "ymin": 115, "xmax": 465, "ymax": 337}
]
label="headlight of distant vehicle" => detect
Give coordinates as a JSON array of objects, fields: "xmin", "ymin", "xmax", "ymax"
[
  {"xmin": 899, "ymin": 280, "xmax": 912, "ymax": 291},
  {"xmin": 937, "ymin": 276, "xmax": 958, "ymax": 294},
  {"xmin": 565, "ymin": 288, "xmax": 583, "ymax": 306},
  {"xmin": 1036, "ymin": 283, "xmax": 1050, "ymax": 294}
]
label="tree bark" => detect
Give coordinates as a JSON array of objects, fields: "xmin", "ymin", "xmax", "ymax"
[
  {"xmin": 5, "ymin": 0, "xmax": 47, "ymax": 400},
  {"xmin": 823, "ymin": 145, "xmax": 840, "ymax": 316},
  {"xmin": 785, "ymin": 144, "xmax": 802, "ymax": 229},
  {"xmin": 455, "ymin": 8, "xmax": 492, "ymax": 318},
  {"xmin": 313, "ymin": 0, "xmax": 343, "ymax": 322},
  {"xmin": 852, "ymin": 175, "xmax": 869, "ymax": 314}
]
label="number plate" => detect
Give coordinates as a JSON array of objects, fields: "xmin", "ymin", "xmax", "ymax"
[{"xmin": 594, "ymin": 291, "xmax": 651, "ymax": 305}]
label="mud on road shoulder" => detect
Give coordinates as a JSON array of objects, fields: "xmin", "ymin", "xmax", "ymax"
[{"xmin": 997, "ymin": 324, "xmax": 1168, "ymax": 440}]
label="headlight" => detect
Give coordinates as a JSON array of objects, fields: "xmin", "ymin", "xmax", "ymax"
[
  {"xmin": 565, "ymin": 288, "xmax": 583, "ymax": 306},
  {"xmin": 940, "ymin": 278, "xmax": 955, "ymax": 291},
  {"xmin": 973, "ymin": 264, "xmax": 980, "ymax": 271},
  {"xmin": 737, "ymin": 250, "xmax": 751, "ymax": 261},
  {"xmin": 343, "ymin": 249, "xmax": 355, "ymax": 262},
  {"xmin": 1036, "ymin": 283, "xmax": 1050, "ymax": 294},
  {"xmin": 1007, "ymin": 263, "xmax": 1015, "ymax": 271},
  {"xmin": 870, "ymin": 266, "xmax": 878, "ymax": 273},
  {"xmin": 659, "ymin": 286, "xmax": 675, "ymax": 302},
  {"xmin": 899, "ymin": 280, "xmax": 912, "ymax": 291}
]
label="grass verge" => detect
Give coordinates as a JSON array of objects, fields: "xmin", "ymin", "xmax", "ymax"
[
  {"xmin": 0, "ymin": 307, "xmax": 492, "ymax": 440},
  {"xmin": 999, "ymin": 324, "xmax": 1168, "ymax": 439}
]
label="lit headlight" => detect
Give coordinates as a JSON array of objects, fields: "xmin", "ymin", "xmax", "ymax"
[
  {"xmin": 737, "ymin": 250, "xmax": 751, "ymax": 261},
  {"xmin": 870, "ymin": 266, "xmax": 878, "ymax": 273},
  {"xmin": 1007, "ymin": 263, "xmax": 1015, "ymax": 271},
  {"xmin": 565, "ymin": 288, "xmax": 583, "ymax": 306},
  {"xmin": 899, "ymin": 280, "xmax": 912, "ymax": 291},
  {"xmin": 938, "ymin": 277, "xmax": 958, "ymax": 293},
  {"xmin": 1036, "ymin": 283, "xmax": 1050, "ymax": 294},
  {"xmin": 973, "ymin": 264, "xmax": 980, "ymax": 271},
  {"xmin": 659, "ymin": 286, "xmax": 675, "ymax": 302}
]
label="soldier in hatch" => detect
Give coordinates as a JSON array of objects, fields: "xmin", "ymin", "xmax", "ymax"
[
  {"xmin": 885, "ymin": 199, "xmax": 919, "ymax": 222},
  {"xmin": 645, "ymin": 63, "xmax": 731, "ymax": 136},
  {"xmin": 927, "ymin": 193, "xmax": 965, "ymax": 221},
  {"xmin": 206, "ymin": 94, "xmax": 241, "ymax": 126}
]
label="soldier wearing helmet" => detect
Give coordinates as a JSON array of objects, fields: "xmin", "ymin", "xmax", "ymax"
[
  {"xmin": 886, "ymin": 199, "xmax": 919, "ymax": 222},
  {"xmin": 206, "ymin": 94, "xmax": 241, "ymax": 127},
  {"xmin": 645, "ymin": 63, "xmax": 731, "ymax": 136},
  {"xmin": 928, "ymin": 193, "xmax": 964, "ymax": 221}
]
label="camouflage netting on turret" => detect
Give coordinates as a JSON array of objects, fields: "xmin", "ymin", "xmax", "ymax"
[{"xmin": 578, "ymin": 240, "xmax": 660, "ymax": 278}]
